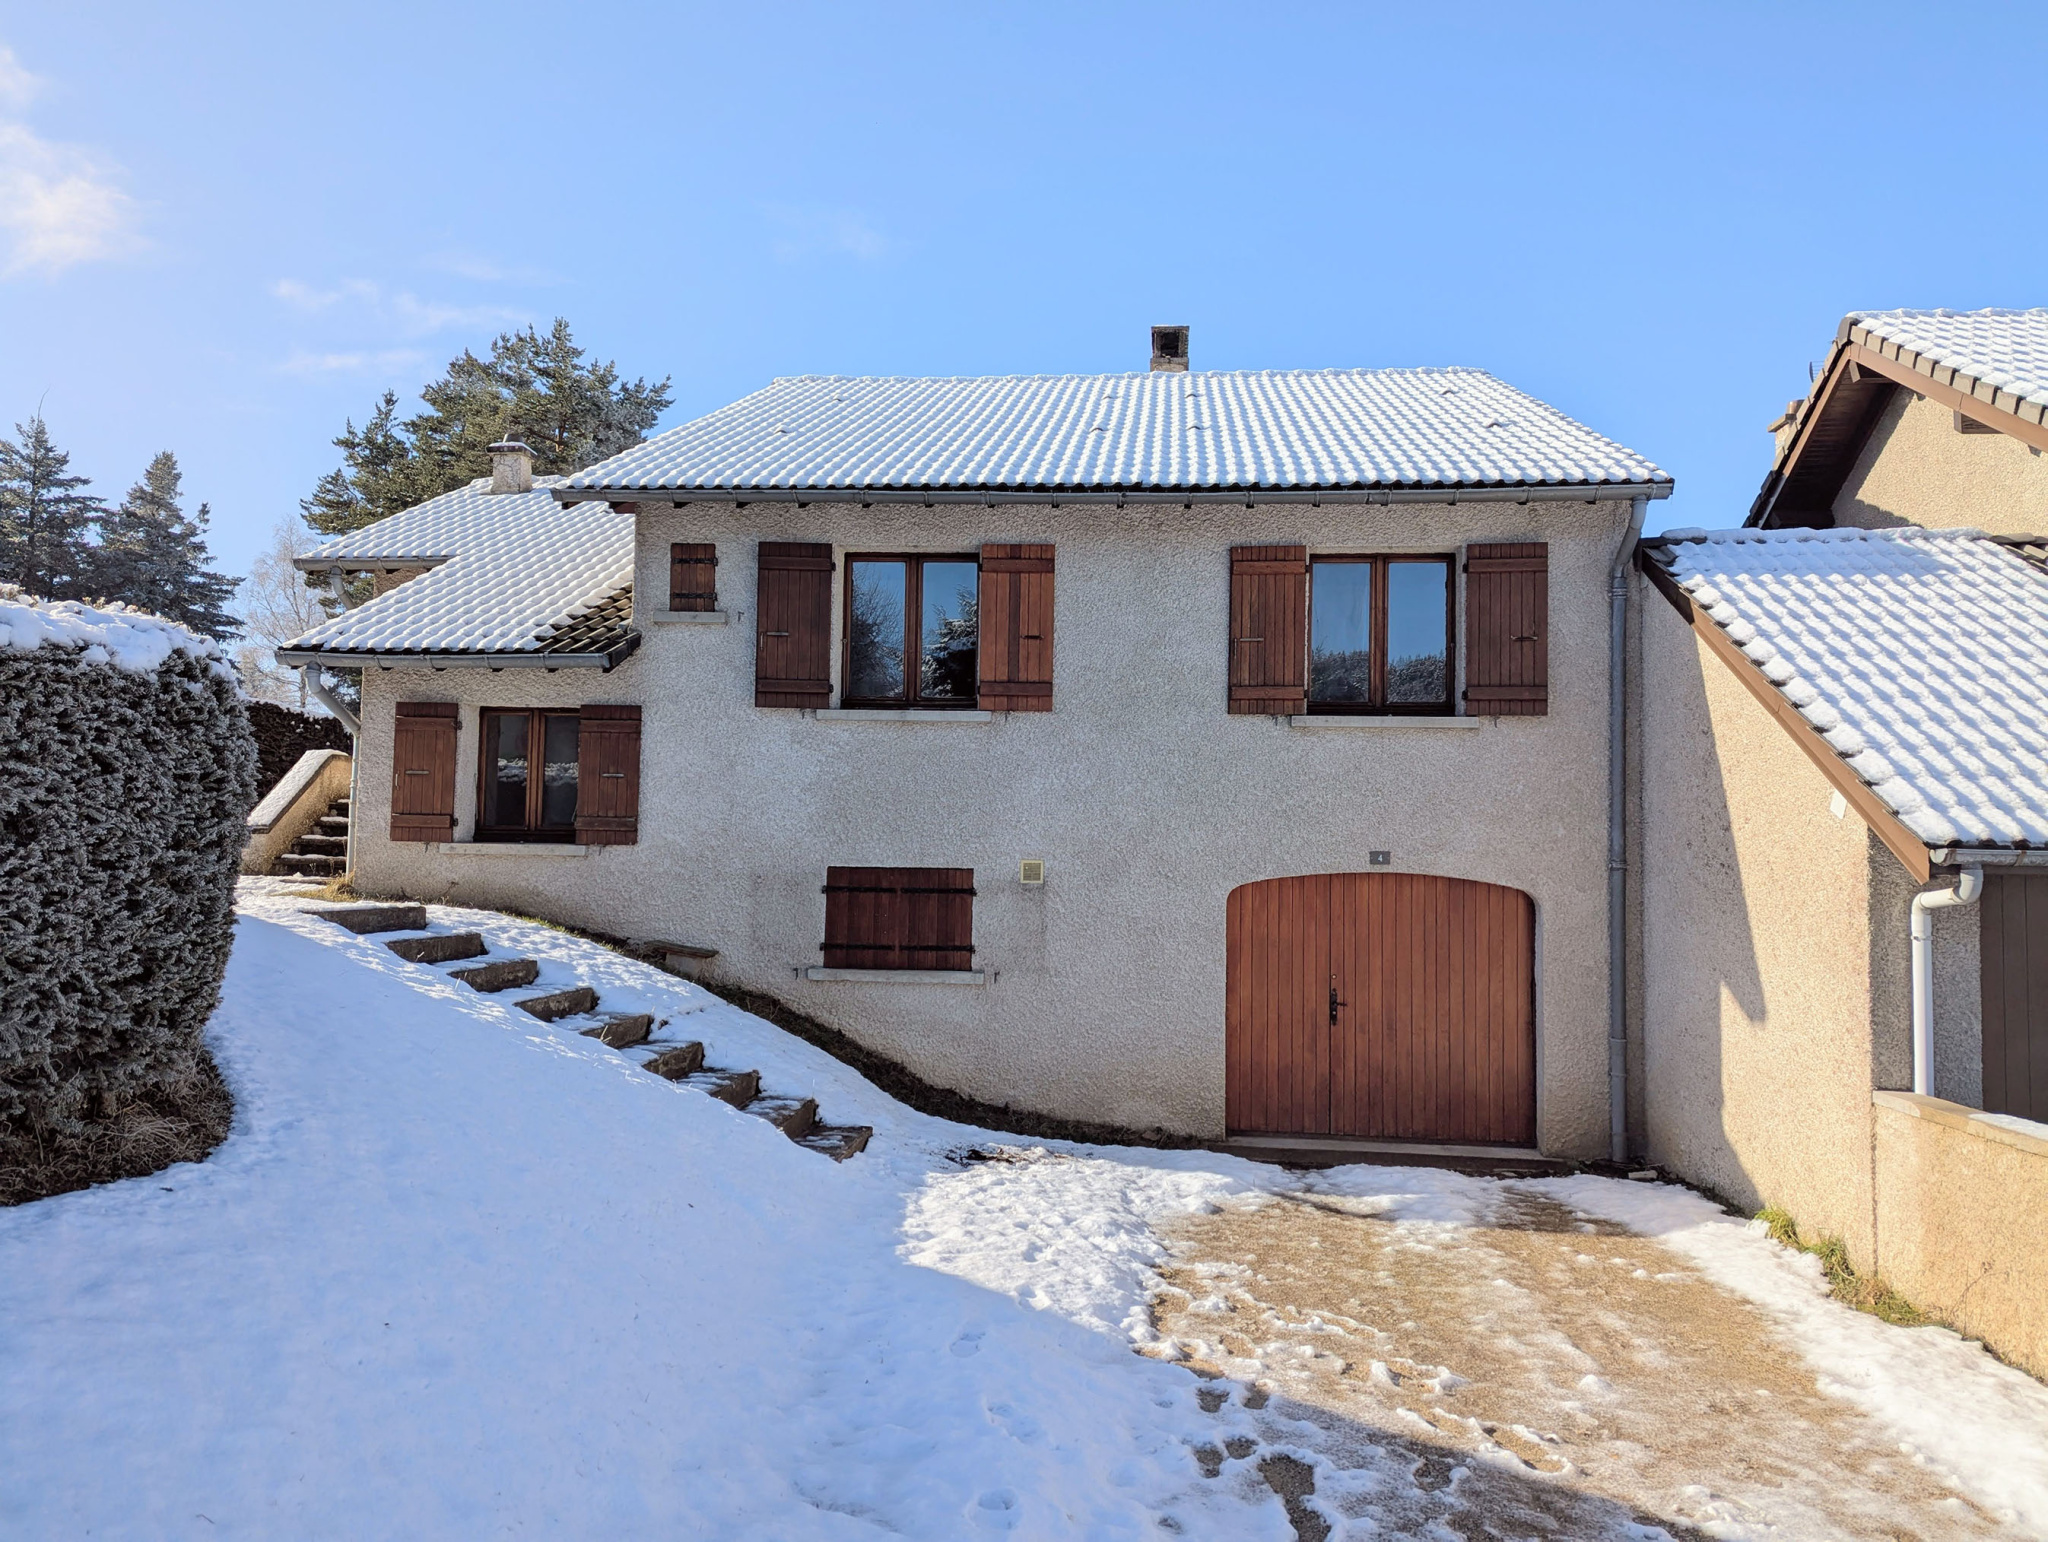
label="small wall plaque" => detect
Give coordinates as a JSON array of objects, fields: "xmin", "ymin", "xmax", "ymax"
[
  {"xmin": 1019, "ymin": 859, "xmax": 1046, "ymax": 885},
  {"xmin": 1369, "ymin": 850, "xmax": 1392, "ymax": 866}
]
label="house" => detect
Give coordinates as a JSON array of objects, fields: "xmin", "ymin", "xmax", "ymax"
[
  {"xmin": 279, "ymin": 334, "xmax": 1672, "ymax": 1156},
  {"xmin": 1635, "ymin": 307, "xmax": 2048, "ymax": 1377}
]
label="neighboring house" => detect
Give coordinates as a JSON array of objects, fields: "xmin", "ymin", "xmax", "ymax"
[
  {"xmin": 1636, "ymin": 308, "xmax": 2048, "ymax": 1377},
  {"xmin": 1751, "ymin": 307, "xmax": 2048, "ymax": 536},
  {"xmin": 280, "ymin": 341, "xmax": 1671, "ymax": 1155}
]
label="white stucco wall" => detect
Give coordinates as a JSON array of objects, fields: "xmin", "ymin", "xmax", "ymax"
[
  {"xmin": 1833, "ymin": 388, "xmax": 2048, "ymax": 535},
  {"xmin": 351, "ymin": 496, "xmax": 1633, "ymax": 1150}
]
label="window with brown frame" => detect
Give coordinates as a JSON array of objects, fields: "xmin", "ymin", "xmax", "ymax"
[
  {"xmin": 477, "ymin": 709, "xmax": 582, "ymax": 840},
  {"xmin": 822, "ymin": 867, "xmax": 975, "ymax": 971},
  {"xmin": 843, "ymin": 555, "xmax": 980, "ymax": 709},
  {"xmin": 1307, "ymin": 555, "xmax": 1454, "ymax": 714}
]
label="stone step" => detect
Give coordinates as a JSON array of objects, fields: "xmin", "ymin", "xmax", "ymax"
[
  {"xmin": 746, "ymin": 1095, "xmax": 818, "ymax": 1139},
  {"xmin": 294, "ymin": 834, "xmax": 349, "ymax": 853},
  {"xmin": 278, "ymin": 853, "xmax": 345, "ymax": 873},
  {"xmin": 517, "ymin": 986, "xmax": 598, "ymax": 1022},
  {"xmin": 642, "ymin": 1042, "xmax": 706, "ymax": 1079},
  {"xmin": 385, "ymin": 932, "xmax": 487, "ymax": 965},
  {"xmin": 448, "ymin": 957, "xmax": 540, "ymax": 992},
  {"xmin": 305, "ymin": 903, "xmax": 427, "ymax": 934},
  {"xmin": 580, "ymin": 1013, "xmax": 653, "ymax": 1049},
  {"xmin": 316, "ymin": 815, "xmax": 351, "ymax": 832},
  {"xmin": 682, "ymin": 1068, "xmax": 759, "ymax": 1109},
  {"xmin": 796, "ymin": 1125, "xmax": 874, "ymax": 1162}
]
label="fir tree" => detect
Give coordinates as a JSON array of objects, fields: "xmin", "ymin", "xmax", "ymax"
[
  {"xmin": 94, "ymin": 452, "xmax": 242, "ymax": 639},
  {"xmin": 302, "ymin": 319, "xmax": 672, "ymax": 536},
  {"xmin": 0, "ymin": 416, "xmax": 103, "ymax": 599}
]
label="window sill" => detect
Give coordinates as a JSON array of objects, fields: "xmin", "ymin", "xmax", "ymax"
[
  {"xmin": 814, "ymin": 709, "xmax": 994, "ymax": 723},
  {"xmin": 803, "ymin": 967, "xmax": 986, "ymax": 985},
  {"xmin": 1288, "ymin": 715, "xmax": 1481, "ymax": 730},
  {"xmin": 426, "ymin": 841, "xmax": 592, "ymax": 857},
  {"xmin": 645, "ymin": 610, "xmax": 729, "ymax": 625}
]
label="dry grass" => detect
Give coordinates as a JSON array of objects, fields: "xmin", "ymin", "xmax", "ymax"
[
  {"xmin": 1756, "ymin": 1205, "xmax": 1927, "ymax": 1326},
  {"xmin": 281, "ymin": 871, "xmax": 363, "ymax": 904},
  {"xmin": 0, "ymin": 1053, "xmax": 235, "ymax": 1208}
]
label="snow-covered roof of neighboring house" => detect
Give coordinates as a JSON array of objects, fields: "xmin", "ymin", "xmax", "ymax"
[
  {"xmin": 1644, "ymin": 526, "xmax": 2048, "ymax": 852},
  {"xmin": 1845, "ymin": 309, "xmax": 2048, "ymax": 419},
  {"xmin": 560, "ymin": 368, "xmax": 1672, "ymax": 498},
  {"xmin": 278, "ymin": 478, "xmax": 637, "ymax": 670}
]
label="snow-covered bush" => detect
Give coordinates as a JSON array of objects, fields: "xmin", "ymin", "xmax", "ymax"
[{"xmin": 0, "ymin": 588, "xmax": 257, "ymax": 1136}]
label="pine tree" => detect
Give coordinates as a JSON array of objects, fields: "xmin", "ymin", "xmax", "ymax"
[
  {"xmin": 0, "ymin": 416, "xmax": 103, "ymax": 600},
  {"xmin": 94, "ymin": 452, "xmax": 242, "ymax": 639},
  {"xmin": 302, "ymin": 320, "xmax": 672, "ymax": 536}
]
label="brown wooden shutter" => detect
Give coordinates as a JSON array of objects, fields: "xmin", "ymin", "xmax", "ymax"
[
  {"xmin": 389, "ymin": 702, "xmax": 458, "ymax": 842},
  {"xmin": 669, "ymin": 543, "xmax": 717, "ymax": 612},
  {"xmin": 822, "ymin": 867, "xmax": 975, "ymax": 970},
  {"xmin": 1228, "ymin": 545, "xmax": 1308, "ymax": 715},
  {"xmin": 1463, "ymin": 542, "xmax": 1549, "ymax": 716},
  {"xmin": 977, "ymin": 543, "xmax": 1054, "ymax": 711},
  {"xmin": 755, "ymin": 542, "xmax": 834, "ymax": 708},
  {"xmin": 575, "ymin": 704, "xmax": 641, "ymax": 845}
]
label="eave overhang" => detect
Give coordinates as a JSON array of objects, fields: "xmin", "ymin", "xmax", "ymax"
[
  {"xmin": 274, "ymin": 632, "xmax": 641, "ymax": 674},
  {"xmin": 554, "ymin": 480, "xmax": 1673, "ymax": 509}
]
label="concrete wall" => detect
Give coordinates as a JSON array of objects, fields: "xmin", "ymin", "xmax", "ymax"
[
  {"xmin": 351, "ymin": 495, "xmax": 1635, "ymax": 1149},
  {"xmin": 1833, "ymin": 389, "xmax": 2048, "ymax": 536},
  {"xmin": 1638, "ymin": 589, "xmax": 1983, "ymax": 1267},
  {"xmin": 1872, "ymin": 1091, "xmax": 2048, "ymax": 1380},
  {"xmin": 240, "ymin": 749, "xmax": 352, "ymax": 876}
]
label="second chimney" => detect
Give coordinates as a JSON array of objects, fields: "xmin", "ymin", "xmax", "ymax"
[
  {"xmin": 488, "ymin": 440, "xmax": 535, "ymax": 494},
  {"xmin": 1150, "ymin": 325, "xmax": 1189, "ymax": 372}
]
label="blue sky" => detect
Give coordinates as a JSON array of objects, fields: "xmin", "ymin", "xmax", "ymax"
[{"xmin": 2, "ymin": 2, "xmax": 2045, "ymax": 577}]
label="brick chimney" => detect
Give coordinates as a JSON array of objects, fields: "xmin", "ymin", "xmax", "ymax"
[
  {"xmin": 488, "ymin": 440, "xmax": 534, "ymax": 494},
  {"xmin": 1150, "ymin": 326, "xmax": 1189, "ymax": 373}
]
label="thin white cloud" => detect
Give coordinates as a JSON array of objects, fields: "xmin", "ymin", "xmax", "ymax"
[
  {"xmin": 764, "ymin": 205, "xmax": 891, "ymax": 264},
  {"xmin": 422, "ymin": 250, "xmax": 558, "ymax": 285},
  {"xmin": 270, "ymin": 276, "xmax": 522, "ymax": 337},
  {"xmin": 0, "ymin": 48, "xmax": 141, "ymax": 278},
  {"xmin": 278, "ymin": 347, "xmax": 431, "ymax": 376}
]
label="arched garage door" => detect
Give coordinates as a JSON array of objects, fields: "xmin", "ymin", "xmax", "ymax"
[{"xmin": 1226, "ymin": 874, "xmax": 1534, "ymax": 1144}]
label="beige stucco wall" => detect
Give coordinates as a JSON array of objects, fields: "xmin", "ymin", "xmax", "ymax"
[
  {"xmin": 350, "ymin": 496, "xmax": 1635, "ymax": 1150},
  {"xmin": 240, "ymin": 749, "xmax": 353, "ymax": 876},
  {"xmin": 1638, "ymin": 589, "xmax": 1982, "ymax": 1267},
  {"xmin": 1833, "ymin": 388, "xmax": 2048, "ymax": 536},
  {"xmin": 1872, "ymin": 1092, "xmax": 2048, "ymax": 1380}
]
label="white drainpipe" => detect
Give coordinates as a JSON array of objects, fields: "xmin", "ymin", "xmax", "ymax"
[
  {"xmin": 1608, "ymin": 493, "xmax": 1648, "ymax": 1163},
  {"xmin": 1910, "ymin": 866, "xmax": 1982, "ymax": 1097},
  {"xmin": 296, "ymin": 665, "xmax": 362, "ymax": 879}
]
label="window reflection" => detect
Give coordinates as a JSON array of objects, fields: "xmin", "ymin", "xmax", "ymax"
[
  {"xmin": 1386, "ymin": 562, "xmax": 1449, "ymax": 704},
  {"xmin": 920, "ymin": 561, "xmax": 979, "ymax": 700},
  {"xmin": 1309, "ymin": 561, "xmax": 1373, "ymax": 704},
  {"xmin": 848, "ymin": 560, "xmax": 907, "ymax": 700},
  {"xmin": 845, "ymin": 556, "xmax": 979, "ymax": 707},
  {"xmin": 540, "ymin": 716, "xmax": 580, "ymax": 828},
  {"xmin": 485, "ymin": 712, "xmax": 529, "ymax": 828}
]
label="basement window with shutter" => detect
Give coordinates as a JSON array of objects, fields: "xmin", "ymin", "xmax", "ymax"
[
  {"xmin": 1306, "ymin": 556, "xmax": 1454, "ymax": 714},
  {"xmin": 843, "ymin": 555, "xmax": 981, "ymax": 708},
  {"xmin": 821, "ymin": 866, "xmax": 976, "ymax": 971},
  {"xmin": 477, "ymin": 709, "xmax": 581, "ymax": 841}
]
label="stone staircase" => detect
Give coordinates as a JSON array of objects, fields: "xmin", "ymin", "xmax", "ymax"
[
  {"xmin": 311, "ymin": 903, "xmax": 872, "ymax": 1160},
  {"xmin": 275, "ymin": 797, "xmax": 351, "ymax": 880}
]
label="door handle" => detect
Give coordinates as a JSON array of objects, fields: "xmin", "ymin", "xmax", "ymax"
[{"xmin": 1329, "ymin": 978, "xmax": 1346, "ymax": 1027}]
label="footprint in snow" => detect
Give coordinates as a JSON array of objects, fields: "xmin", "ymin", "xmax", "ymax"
[{"xmin": 951, "ymin": 1329, "xmax": 984, "ymax": 1358}]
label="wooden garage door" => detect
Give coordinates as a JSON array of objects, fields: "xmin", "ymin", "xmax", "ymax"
[{"xmin": 1226, "ymin": 873, "xmax": 1534, "ymax": 1144}]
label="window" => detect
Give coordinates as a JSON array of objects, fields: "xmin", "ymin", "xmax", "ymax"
[
  {"xmin": 478, "ymin": 709, "xmax": 581, "ymax": 840},
  {"xmin": 822, "ymin": 867, "xmax": 975, "ymax": 971},
  {"xmin": 1307, "ymin": 556, "xmax": 1453, "ymax": 714},
  {"xmin": 844, "ymin": 555, "xmax": 980, "ymax": 708}
]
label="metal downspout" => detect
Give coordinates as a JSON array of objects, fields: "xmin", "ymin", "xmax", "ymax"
[
  {"xmin": 1609, "ymin": 494, "xmax": 1648, "ymax": 1164},
  {"xmin": 1910, "ymin": 867, "xmax": 1983, "ymax": 1096},
  {"xmin": 296, "ymin": 665, "xmax": 362, "ymax": 879}
]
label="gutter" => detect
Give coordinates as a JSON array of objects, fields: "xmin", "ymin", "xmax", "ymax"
[
  {"xmin": 554, "ymin": 482, "xmax": 1674, "ymax": 509},
  {"xmin": 275, "ymin": 633, "xmax": 641, "ymax": 673},
  {"xmin": 1609, "ymin": 494, "xmax": 1648, "ymax": 1164},
  {"xmin": 1910, "ymin": 867, "xmax": 1983, "ymax": 1096}
]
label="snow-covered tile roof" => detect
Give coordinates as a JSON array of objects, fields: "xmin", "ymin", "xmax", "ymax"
[
  {"xmin": 282, "ymin": 478, "xmax": 635, "ymax": 660},
  {"xmin": 1847, "ymin": 309, "xmax": 2048, "ymax": 419},
  {"xmin": 1647, "ymin": 526, "xmax": 2048, "ymax": 850},
  {"xmin": 562, "ymin": 368, "xmax": 1670, "ymax": 495}
]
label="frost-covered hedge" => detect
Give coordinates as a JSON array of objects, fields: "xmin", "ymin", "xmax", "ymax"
[{"xmin": 0, "ymin": 589, "xmax": 258, "ymax": 1134}]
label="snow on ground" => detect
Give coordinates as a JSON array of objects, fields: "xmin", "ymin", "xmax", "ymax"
[{"xmin": 2, "ymin": 888, "xmax": 2044, "ymax": 1539}]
